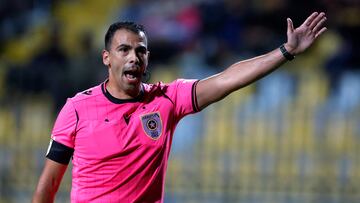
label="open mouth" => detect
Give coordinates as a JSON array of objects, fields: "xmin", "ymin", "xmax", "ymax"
[{"xmin": 124, "ymin": 70, "xmax": 141, "ymax": 82}]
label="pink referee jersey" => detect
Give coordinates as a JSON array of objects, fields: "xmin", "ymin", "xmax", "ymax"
[{"xmin": 50, "ymin": 79, "xmax": 199, "ymax": 202}]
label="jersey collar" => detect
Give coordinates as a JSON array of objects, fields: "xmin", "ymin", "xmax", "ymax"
[{"xmin": 101, "ymin": 79, "xmax": 144, "ymax": 104}]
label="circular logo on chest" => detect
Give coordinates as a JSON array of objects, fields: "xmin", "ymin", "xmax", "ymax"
[
  {"xmin": 140, "ymin": 112, "xmax": 163, "ymax": 140},
  {"xmin": 147, "ymin": 119, "xmax": 158, "ymax": 130}
]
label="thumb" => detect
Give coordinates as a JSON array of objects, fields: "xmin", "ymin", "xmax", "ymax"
[{"xmin": 287, "ymin": 18, "xmax": 294, "ymax": 35}]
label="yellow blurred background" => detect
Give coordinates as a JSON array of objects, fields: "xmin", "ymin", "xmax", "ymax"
[{"xmin": 0, "ymin": 0, "xmax": 359, "ymax": 202}]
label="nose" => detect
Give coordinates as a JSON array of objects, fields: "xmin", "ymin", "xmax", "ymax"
[{"xmin": 128, "ymin": 49, "xmax": 140, "ymax": 65}]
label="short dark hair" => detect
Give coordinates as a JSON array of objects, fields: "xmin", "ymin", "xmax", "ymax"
[{"xmin": 104, "ymin": 21, "xmax": 147, "ymax": 50}]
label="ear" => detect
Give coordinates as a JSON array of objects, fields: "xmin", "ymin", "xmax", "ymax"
[{"xmin": 102, "ymin": 49, "xmax": 110, "ymax": 67}]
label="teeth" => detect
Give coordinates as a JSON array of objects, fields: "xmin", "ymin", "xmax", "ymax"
[{"xmin": 126, "ymin": 73, "xmax": 136, "ymax": 80}]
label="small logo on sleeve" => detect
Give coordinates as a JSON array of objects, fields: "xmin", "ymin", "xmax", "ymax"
[
  {"xmin": 46, "ymin": 139, "xmax": 53, "ymax": 156},
  {"xmin": 82, "ymin": 90, "xmax": 92, "ymax": 95},
  {"xmin": 140, "ymin": 112, "xmax": 162, "ymax": 140}
]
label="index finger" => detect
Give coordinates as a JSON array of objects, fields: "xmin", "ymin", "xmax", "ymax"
[{"xmin": 303, "ymin": 12, "xmax": 319, "ymax": 26}]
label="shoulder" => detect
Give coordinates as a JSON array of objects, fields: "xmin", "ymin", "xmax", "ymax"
[
  {"xmin": 68, "ymin": 83, "xmax": 103, "ymax": 103},
  {"xmin": 144, "ymin": 79, "xmax": 196, "ymax": 92}
]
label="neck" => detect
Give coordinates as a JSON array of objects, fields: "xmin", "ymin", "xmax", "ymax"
[{"xmin": 105, "ymin": 80, "xmax": 141, "ymax": 100}]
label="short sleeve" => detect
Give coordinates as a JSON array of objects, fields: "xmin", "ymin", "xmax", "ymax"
[
  {"xmin": 168, "ymin": 79, "xmax": 200, "ymax": 120},
  {"xmin": 51, "ymin": 99, "xmax": 78, "ymax": 148}
]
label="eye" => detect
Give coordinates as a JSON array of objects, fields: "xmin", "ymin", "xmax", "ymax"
[
  {"xmin": 136, "ymin": 47, "xmax": 147, "ymax": 55},
  {"xmin": 119, "ymin": 46, "xmax": 129, "ymax": 53}
]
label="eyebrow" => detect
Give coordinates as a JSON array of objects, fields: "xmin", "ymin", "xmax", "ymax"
[
  {"xmin": 116, "ymin": 44, "xmax": 131, "ymax": 50},
  {"xmin": 115, "ymin": 44, "xmax": 148, "ymax": 51}
]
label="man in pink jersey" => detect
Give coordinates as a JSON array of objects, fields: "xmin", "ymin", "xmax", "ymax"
[{"xmin": 33, "ymin": 12, "xmax": 327, "ymax": 202}]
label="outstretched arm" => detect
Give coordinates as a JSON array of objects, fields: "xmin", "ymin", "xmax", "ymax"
[
  {"xmin": 32, "ymin": 159, "xmax": 68, "ymax": 203},
  {"xmin": 196, "ymin": 12, "xmax": 327, "ymax": 109}
]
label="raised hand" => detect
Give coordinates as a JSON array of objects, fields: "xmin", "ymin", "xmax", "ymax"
[{"xmin": 285, "ymin": 12, "xmax": 327, "ymax": 55}]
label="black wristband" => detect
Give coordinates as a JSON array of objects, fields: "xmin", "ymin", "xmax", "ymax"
[{"xmin": 280, "ymin": 44, "xmax": 295, "ymax": 61}]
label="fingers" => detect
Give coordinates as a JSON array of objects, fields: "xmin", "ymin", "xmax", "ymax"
[
  {"xmin": 303, "ymin": 12, "xmax": 319, "ymax": 26},
  {"xmin": 287, "ymin": 18, "xmax": 294, "ymax": 35},
  {"xmin": 312, "ymin": 14, "xmax": 327, "ymax": 33},
  {"xmin": 309, "ymin": 12, "xmax": 326, "ymax": 30},
  {"xmin": 315, "ymin": 27, "xmax": 327, "ymax": 39}
]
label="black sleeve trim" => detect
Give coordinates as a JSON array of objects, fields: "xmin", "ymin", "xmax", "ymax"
[
  {"xmin": 46, "ymin": 140, "xmax": 74, "ymax": 165},
  {"xmin": 75, "ymin": 109, "xmax": 79, "ymax": 131},
  {"xmin": 191, "ymin": 80, "xmax": 200, "ymax": 112}
]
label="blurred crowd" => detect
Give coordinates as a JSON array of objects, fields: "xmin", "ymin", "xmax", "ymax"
[
  {"xmin": 0, "ymin": 0, "xmax": 359, "ymax": 112},
  {"xmin": 0, "ymin": 1, "xmax": 359, "ymax": 202}
]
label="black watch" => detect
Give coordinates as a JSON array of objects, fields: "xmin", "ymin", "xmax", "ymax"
[{"xmin": 280, "ymin": 44, "xmax": 295, "ymax": 61}]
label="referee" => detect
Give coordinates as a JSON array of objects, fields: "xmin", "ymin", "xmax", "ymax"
[{"xmin": 32, "ymin": 12, "xmax": 326, "ymax": 202}]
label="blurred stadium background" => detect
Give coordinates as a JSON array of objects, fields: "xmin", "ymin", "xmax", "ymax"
[{"xmin": 0, "ymin": 0, "xmax": 359, "ymax": 202}]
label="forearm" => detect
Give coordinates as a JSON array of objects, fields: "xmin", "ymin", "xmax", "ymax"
[
  {"xmin": 197, "ymin": 45, "xmax": 289, "ymax": 109},
  {"xmin": 32, "ymin": 159, "xmax": 67, "ymax": 203},
  {"xmin": 32, "ymin": 184, "xmax": 57, "ymax": 203},
  {"xmin": 219, "ymin": 46, "xmax": 288, "ymax": 91},
  {"xmin": 32, "ymin": 178, "xmax": 61, "ymax": 203}
]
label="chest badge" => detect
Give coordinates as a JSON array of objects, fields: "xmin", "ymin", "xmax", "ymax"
[{"xmin": 140, "ymin": 112, "xmax": 163, "ymax": 140}]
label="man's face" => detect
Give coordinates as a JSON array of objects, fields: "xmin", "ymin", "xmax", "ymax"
[{"xmin": 102, "ymin": 29, "xmax": 149, "ymax": 98}]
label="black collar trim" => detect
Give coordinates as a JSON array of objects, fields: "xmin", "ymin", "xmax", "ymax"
[{"xmin": 101, "ymin": 80, "xmax": 144, "ymax": 104}]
